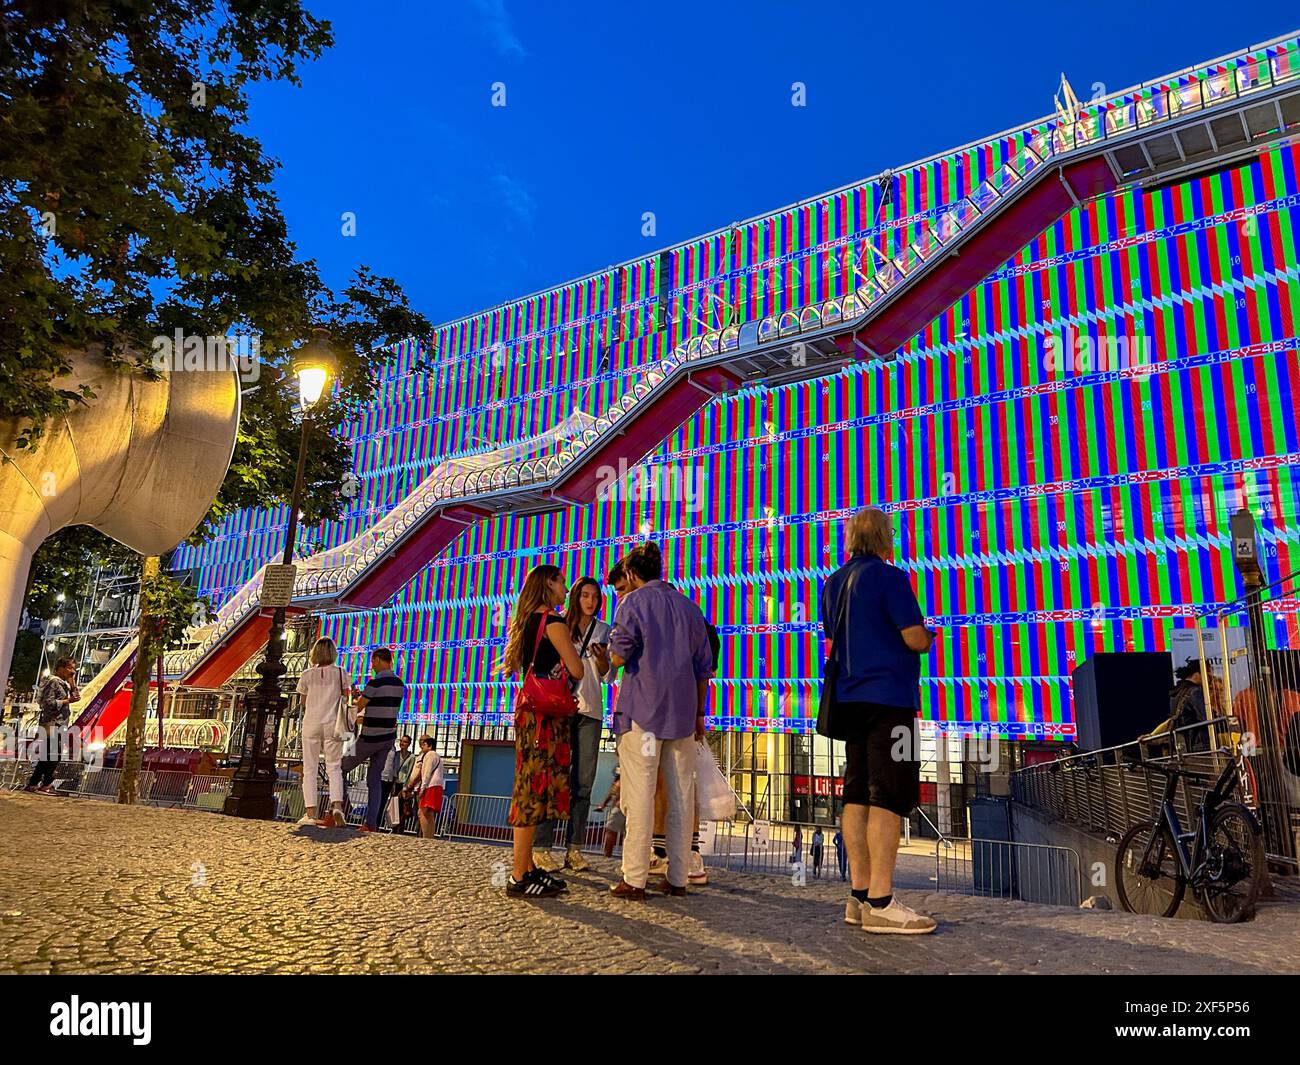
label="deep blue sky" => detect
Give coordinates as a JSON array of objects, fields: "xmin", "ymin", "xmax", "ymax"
[{"xmin": 247, "ymin": 1, "xmax": 1300, "ymax": 329}]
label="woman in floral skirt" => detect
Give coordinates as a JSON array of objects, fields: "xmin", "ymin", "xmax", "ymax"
[{"xmin": 497, "ymin": 564, "xmax": 583, "ymax": 898}]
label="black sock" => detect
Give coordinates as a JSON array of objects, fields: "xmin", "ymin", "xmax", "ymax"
[
  {"xmin": 867, "ymin": 894, "xmax": 893, "ymax": 910},
  {"xmin": 652, "ymin": 834, "xmax": 666, "ymax": 859},
  {"xmin": 691, "ymin": 830, "xmax": 700, "ymax": 853},
  {"xmin": 850, "ymin": 888, "xmax": 870, "ymax": 903}
]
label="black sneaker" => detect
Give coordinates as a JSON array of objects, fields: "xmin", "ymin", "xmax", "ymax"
[
  {"xmin": 534, "ymin": 868, "xmax": 568, "ymax": 892},
  {"xmin": 506, "ymin": 869, "xmax": 563, "ymax": 899}
]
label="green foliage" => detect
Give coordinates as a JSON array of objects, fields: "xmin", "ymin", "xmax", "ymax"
[
  {"xmin": 7, "ymin": 629, "xmax": 40, "ymax": 691},
  {"xmin": 5, "ymin": 1, "xmax": 432, "ymax": 615},
  {"xmin": 139, "ymin": 564, "xmax": 204, "ymax": 660},
  {"xmin": 23, "ymin": 525, "xmax": 136, "ymax": 620}
]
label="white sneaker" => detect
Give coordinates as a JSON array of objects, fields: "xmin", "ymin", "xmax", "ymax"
[
  {"xmin": 648, "ymin": 853, "xmax": 669, "ymax": 876},
  {"xmin": 533, "ymin": 849, "xmax": 561, "ymax": 873},
  {"xmin": 859, "ymin": 898, "xmax": 937, "ymax": 935},
  {"xmin": 688, "ymin": 850, "xmax": 708, "ymax": 886},
  {"xmin": 295, "ymin": 814, "xmax": 317, "ymax": 826}
]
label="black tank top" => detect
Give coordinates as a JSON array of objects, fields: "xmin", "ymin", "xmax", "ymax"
[{"xmin": 522, "ymin": 611, "xmax": 564, "ymax": 678}]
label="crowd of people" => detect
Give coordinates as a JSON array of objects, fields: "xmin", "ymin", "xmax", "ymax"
[{"xmin": 22, "ymin": 505, "xmax": 939, "ymax": 937}]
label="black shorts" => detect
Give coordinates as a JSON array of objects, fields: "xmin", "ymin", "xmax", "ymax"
[{"xmin": 841, "ymin": 702, "xmax": 920, "ymax": 817}]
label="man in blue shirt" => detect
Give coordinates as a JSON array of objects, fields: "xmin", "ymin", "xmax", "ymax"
[
  {"xmin": 606, "ymin": 541, "xmax": 713, "ymax": 899},
  {"xmin": 820, "ymin": 507, "xmax": 937, "ymax": 934}
]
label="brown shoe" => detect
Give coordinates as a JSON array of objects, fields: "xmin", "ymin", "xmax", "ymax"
[
  {"xmin": 655, "ymin": 878, "xmax": 687, "ymax": 897},
  {"xmin": 609, "ymin": 879, "xmax": 647, "ymax": 900}
]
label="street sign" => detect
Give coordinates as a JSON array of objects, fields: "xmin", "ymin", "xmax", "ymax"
[{"xmin": 260, "ymin": 564, "xmax": 297, "ymax": 608}]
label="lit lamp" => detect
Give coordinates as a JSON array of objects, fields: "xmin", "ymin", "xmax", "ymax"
[{"xmin": 225, "ymin": 328, "xmax": 337, "ymax": 819}]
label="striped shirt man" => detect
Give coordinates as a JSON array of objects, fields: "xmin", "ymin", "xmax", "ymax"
[{"xmin": 358, "ymin": 670, "xmax": 405, "ymax": 745}]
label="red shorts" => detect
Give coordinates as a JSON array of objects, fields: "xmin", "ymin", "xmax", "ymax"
[{"xmin": 419, "ymin": 785, "xmax": 444, "ymax": 811}]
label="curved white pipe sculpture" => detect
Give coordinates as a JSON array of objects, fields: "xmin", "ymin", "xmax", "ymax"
[{"xmin": 0, "ymin": 346, "xmax": 241, "ymax": 688}]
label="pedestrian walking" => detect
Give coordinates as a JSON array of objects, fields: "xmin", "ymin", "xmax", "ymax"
[
  {"xmin": 405, "ymin": 735, "xmax": 444, "ymax": 839},
  {"xmin": 25, "ymin": 656, "xmax": 78, "ymax": 792},
  {"xmin": 820, "ymin": 507, "xmax": 937, "ymax": 934},
  {"xmin": 534, "ymin": 576, "xmax": 613, "ymax": 872},
  {"xmin": 498, "ymin": 564, "xmax": 584, "ymax": 899},
  {"xmin": 607, "ymin": 541, "xmax": 714, "ymax": 899},
  {"xmin": 294, "ymin": 638, "xmax": 351, "ymax": 827},
  {"xmin": 344, "ymin": 647, "xmax": 407, "ymax": 833}
]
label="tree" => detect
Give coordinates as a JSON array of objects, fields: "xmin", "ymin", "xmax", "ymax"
[{"xmin": 0, "ymin": 2, "xmax": 431, "ymax": 774}]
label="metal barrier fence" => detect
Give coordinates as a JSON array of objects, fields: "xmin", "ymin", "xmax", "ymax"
[
  {"xmin": 935, "ymin": 838, "xmax": 1084, "ymax": 907},
  {"xmin": 1011, "ymin": 721, "xmax": 1236, "ymax": 839}
]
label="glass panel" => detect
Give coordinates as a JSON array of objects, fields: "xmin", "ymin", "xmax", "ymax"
[
  {"xmin": 1273, "ymin": 48, "xmax": 1300, "ymax": 84},
  {"xmin": 758, "ymin": 317, "xmax": 778, "ymax": 343},
  {"xmin": 932, "ymin": 208, "xmax": 962, "ymax": 242},
  {"xmin": 1013, "ymin": 143, "xmax": 1045, "ymax": 176},
  {"xmin": 1074, "ymin": 111, "xmax": 1102, "ymax": 145},
  {"xmin": 1136, "ymin": 91, "xmax": 1169, "ymax": 127},
  {"xmin": 820, "ymin": 298, "xmax": 842, "ymax": 322},
  {"xmin": 1027, "ymin": 129, "xmax": 1053, "ymax": 160},
  {"xmin": 875, "ymin": 262, "xmax": 902, "ymax": 290},
  {"xmin": 1171, "ymin": 80, "xmax": 1203, "ymax": 115},
  {"xmin": 799, "ymin": 307, "xmax": 820, "ymax": 329},
  {"xmin": 970, "ymin": 180, "xmax": 1000, "ymax": 213},
  {"xmin": 911, "ymin": 223, "xmax": 944, "ymax": 260},
  {"xmin": 1235, "ymin": 59, "xmax": 1270, "ymax": 94},
  {"xmin": 856, "ymin": 279, "xmax": 884, "ymax": 305},
  {"xmin": 1052, "ymin": 123, "xmax": 1075, "ymax": 154},
  {"xmin": 839, "ymin": 294, "xmax": 863, "ymax": 318},
  {"xmin": 720, "ymin": 326, "xmax": 740, "ymax": 350},
  {"xmin": 1104, "ymin": 102, "xmax": 1136, "ymax": 136},
  {"xmin": 778, "ymin": 312, "xmax": 799, "ymax": 335},
  {"xmin": 1201, "ymin": 70, "xmax": 1234, "ymax": 106},
  {"xmin": 989, "ymin": 162, "xmax": 1022, "ymax": 192}
]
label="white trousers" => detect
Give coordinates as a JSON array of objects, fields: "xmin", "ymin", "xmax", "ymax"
[
  {"xmin": 618, "ymin": 723, "xmax": 696, "ymax": 889},
  {"xmin": 301, "ymin": 711, "xmax": 345, "ymax": 809}
]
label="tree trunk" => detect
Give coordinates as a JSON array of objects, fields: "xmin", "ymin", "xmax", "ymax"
[{"xmin": 117, "ymin": 555, "xmax": 159, "ymax": 804}]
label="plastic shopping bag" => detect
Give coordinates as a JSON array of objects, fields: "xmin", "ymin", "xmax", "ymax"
[
  {"xmin": 386, "ymin": 794, "xmax": 403, "ymax": 828},
  {"xmin": 694, "ymin": 740, "xmax": 736, "ymax": 821}
]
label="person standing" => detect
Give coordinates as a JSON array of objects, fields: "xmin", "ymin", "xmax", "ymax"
[
  {"xmin": 294, "ymin": 638, "xmax": 352, "ymax": 826},
  {"xmin": 821, "ymin": 506, "xmax": 937, "ymax": 934},
  {"xmin": 791, "ymin": 824, "xmax": 803, "ymax": 868},
  {"xmin": 596, "ymin": 768, "xmax": 624, "ymax": 857},
  {"xmin": 25, "ymin": 656, "xmax": 78, "ymax": 793},
  {"xmin": 498, "ymin": 564, "xmax": 584, "ymax": 899},
  {"xmin": 405, "ymin": 735, "xmax": 444, "ymax": 839},
  {"xmin": 607, "ymin": 541, "xmax": 714, "ymax": 899},
  {"xmin": 834, "ymin": 828, "xmax": 848, "ymax": 882},
  {"xmin": 1169, "ymin": 659, "xmax": 1212, "ymax": 753},
  {"xmin": 534, "ymin": 576, "xmax": 612, "ymax": 872},
  {"xmin": 811, "ymin": 826, "xmax": 825, "ymax": 879},
  {"xmin": 345, "ymin": 647, "xmax": 406, "ymax": 833},
  {"xmin": 380, "ymin": 734, "xmax": 413, "ymax": 832}
]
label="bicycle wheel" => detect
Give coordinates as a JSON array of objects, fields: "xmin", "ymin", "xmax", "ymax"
[
  {"xmin": 1198, "ymin": 804, "xmax": 1265, "ymax": 924},
  {"xmin": 1116, "ymin": 820, "xmax": 1185, "ymax": 918}
]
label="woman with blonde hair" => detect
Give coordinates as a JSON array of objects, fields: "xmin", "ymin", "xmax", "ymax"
[
  {"xmin": 497, "ymin": 564, "xmax": 583, "ymax": 898},
  {"xmin": 295, "ymin": 636, "xmax": 352, "ymax": 827}
]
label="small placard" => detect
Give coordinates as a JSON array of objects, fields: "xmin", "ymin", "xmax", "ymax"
[{"xmin": 260, "ymin": 564, "xmax": 298, "ymax": 607}]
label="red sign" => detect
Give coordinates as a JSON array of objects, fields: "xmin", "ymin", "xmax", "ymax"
[{"xmin": 792, "ymin": 774, "xmax": 844, "ymax": 798}]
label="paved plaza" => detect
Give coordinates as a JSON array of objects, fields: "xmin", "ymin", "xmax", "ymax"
[{"xmin": 1, "ymin": 792, "xmax": 1297, "ymax": 976}]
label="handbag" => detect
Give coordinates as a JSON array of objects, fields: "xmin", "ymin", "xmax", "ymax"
[
  {"xmin": 330, "ymin": 666, "xmax": 356, "ymax": 750},
  {"xmin": 517, "ymin": 612, "xmax": 578, "ymax": 719},
  {"xmin": 385, "ymin": 794, "xmax": 403, "ymax": 828},
  {"xmin": 694, "ymin": 740, "xmax": 737, "ymax": 820},
  {"xmin": 816, "ymin": 561, "xmax": 862, "ymax": 740}
]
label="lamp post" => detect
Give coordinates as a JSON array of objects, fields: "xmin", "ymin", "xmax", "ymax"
[{"xmin": 225, "ymin": 329, "xmax": 336, "ymax": 819}]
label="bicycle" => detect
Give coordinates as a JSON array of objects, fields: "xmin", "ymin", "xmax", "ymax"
[{"xmin": 1115, "ymin": 751, "xmax": 1265, "ymax": 923}]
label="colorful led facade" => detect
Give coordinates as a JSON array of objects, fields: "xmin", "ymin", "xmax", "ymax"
[{"xmin": 173, "ymin": 37, "xmax": 1300, "ymax": 740}]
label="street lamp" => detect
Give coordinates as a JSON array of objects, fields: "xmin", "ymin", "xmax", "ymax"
[{"xmin": 225, "ymin": 329, "xmax": 337, "ymax": 819}]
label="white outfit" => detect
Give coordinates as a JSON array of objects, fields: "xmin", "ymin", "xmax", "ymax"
[
  {"xmin": 406, "ymin": 748, "xmax": 445, "ymax": 793},
  {"xmin": 574, "ymin": 617, "xmax": 612, "ymax": 720},
  {"xmin": 618, "ymin": 721, "xmax": 696, "ymax": 889},
  {"xmin": 296, "ymin": 665, "xmax": 351, "ymax": 809}
]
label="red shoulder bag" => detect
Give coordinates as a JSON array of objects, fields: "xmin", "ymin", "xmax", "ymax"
[{"xmin": 517, "ymin": 612, "xmax": 578, "ymax": 719}]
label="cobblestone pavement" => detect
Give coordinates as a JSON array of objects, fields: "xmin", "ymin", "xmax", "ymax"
[{"xmin": 1, "ymin": 792, "xmax": 1297, "ymax": 975}]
